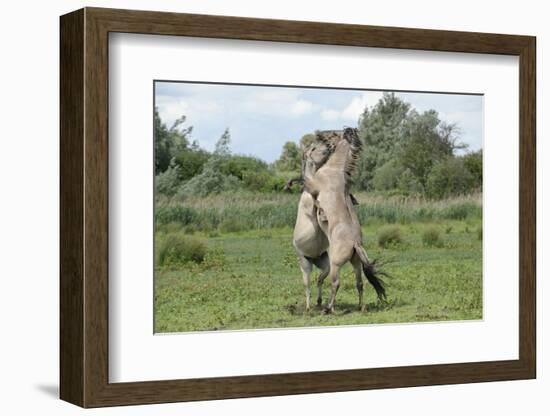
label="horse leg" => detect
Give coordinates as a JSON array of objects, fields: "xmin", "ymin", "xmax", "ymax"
[
  {"xmin": 298, "ymin": 255, "xmax": 313, "ymax": 312},
  {"xmin": 312, "ymin": 252, "xmax": 330, "ymax": 308},
  {"xmin": 325, "ymin": 261, "xmax": 342, "ymax": 314},
  {"xmin": 351, "ymin": 253, "xmax": 365, "ymax": 311}
]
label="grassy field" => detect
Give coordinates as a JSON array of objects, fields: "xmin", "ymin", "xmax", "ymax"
[{"xmin": 154, "ymin": 193, "xmax": 482, "ymax": 332}]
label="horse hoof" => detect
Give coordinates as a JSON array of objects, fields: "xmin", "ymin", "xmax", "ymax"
[{"xmin": 322, "ymin": 306, "xmax": 334, "ymax": 315}]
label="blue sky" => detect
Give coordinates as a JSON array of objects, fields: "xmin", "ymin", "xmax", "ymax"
[{"xmin": 155, "ymin": 82, "xmax": 483, "ymax": 163}]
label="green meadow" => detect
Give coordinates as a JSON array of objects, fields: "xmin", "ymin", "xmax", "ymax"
[{"xmin": 154, "ymin": 193, "xmax": 482, "ymax": 333}]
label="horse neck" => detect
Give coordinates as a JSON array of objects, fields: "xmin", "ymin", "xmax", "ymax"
[
  {"xmin": 323, "ymin": 141, "xmax": 350, "ymax": 176},
  {"xmin": 303, "ymin": 158, "xmax": 318, "ymax": 178}
]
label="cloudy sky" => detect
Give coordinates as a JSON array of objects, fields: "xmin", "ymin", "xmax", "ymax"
[{"xmin": 155, "ymin": 81, "xmax": 483, "ymax": 163}]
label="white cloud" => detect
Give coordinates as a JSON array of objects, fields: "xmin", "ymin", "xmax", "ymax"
[
  {"xmin": 320, "ymin": 109, "xmax": 340, "ymax": 121},
  {"xmin": 158, "ymin": 85, "xmax": 319, "ymax": 127},
  {"xmin": 242, "ymin": 90, "xmax": 318, "ymax": 119},
  {"xmin": 320, "ymin": 91, "xmax": 383, "ymax": 122},
  {"xmin": 341, "ymin": 91, "xmax": 383, "ymax": 120},
  {"xmin": 290, "ymin": 99, "xmax": 315, "ymax": 116},
  {"xmin": 155, "ymin": 96, "xmax": 190, "ymax": 127},
  {"xmin": 156, "ymin": 94, "xmax": 221, "ymax": 128}
]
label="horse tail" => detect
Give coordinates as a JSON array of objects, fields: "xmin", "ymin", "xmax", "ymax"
[{"xmin": 353, "ymin": 243, "xmax": 386, "ymax": 301}]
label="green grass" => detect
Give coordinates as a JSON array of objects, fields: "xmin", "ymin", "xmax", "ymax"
[{"xmin": 154, "ymin": 218, "xmax": 482, "ymax": 333}]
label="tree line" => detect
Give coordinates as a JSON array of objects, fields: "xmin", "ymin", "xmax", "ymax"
[{"xmin": 155, "ymin": 92, "xmax": 482, "ymax": 200}]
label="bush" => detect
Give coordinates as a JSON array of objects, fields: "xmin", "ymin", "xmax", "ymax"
[
  {"xmin": 397, "ymin": 168, "xmax": 424, "ymax": 195},
  {"xmin": 426, "ymin": 157, "xmax": 475, "ymax": 199},
  {"xmin": 219, "ymin": 218, "xmax": 245, "ymax": 233},
  {"xmin": 372, "ymin": 160, "xmax": 402, "ymax": 191},
  {"xmin": 377, "ymin": 226, "xmax": 403, "ymax": 248},
  {"xmin": 156, "ymin": 222, "xmax": 184, "ymax": 234},
  {"xmin": 177, "ymin": 158, "xmax": 241, "ymax": 199},
  {"xmin": 220, "ymin": 155, "xmax": 268, "ymax": 180},
  {"xmin": 462, "ymin": 150, "xmax": 483, "ymax": 187},
  {"xmin": 155, "ymin": 160, "xmax": 182, "ymax": 197},
  {"xmin": 183, "ymin": 224, "xmax": 198, "ymax": 234},
  {"xmin": 241, "ymin": 170, "xmax": 273, "ymax": 192},
  {"xmin": 268, "ymin": 174, "xmax": 296, "ymax": 192},
  {"xmin": 477, "ymin": 226, "xmax": 483, "ymax": 241},
  {"xmin": 156, "ymin": 205, "xmax": 198, "ymax": 226},
  {"xmin": 422, "ymin": 227, "xmax": 442, "ymax": 247},
  {"xmin": 174, "ymin": 149, "xmax": 210, "ymax": 181},
  {"xmin": 157, "ymin": 233, "xmax": 207, "ymax": 267}
]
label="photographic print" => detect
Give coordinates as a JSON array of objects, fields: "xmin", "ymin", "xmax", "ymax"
[{"xmin": 153, "ymin": 81, "xmax": 483, "ymax": 333}]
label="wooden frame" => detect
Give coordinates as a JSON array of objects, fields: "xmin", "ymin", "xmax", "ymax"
[{"xmin": 60, "ymin": 7, "xmax": 536, "ymax": 408}]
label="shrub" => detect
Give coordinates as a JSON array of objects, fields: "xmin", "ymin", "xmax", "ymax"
[
  {"xmin": 177, "ymin": 158, "xmax": 241, "ymax": 199},
  {"xmin": 174, "ymin": 149, "xmax": 210, "ymax": 181},
  {"xmin": 397, "ymin": 168, "xmax": 424, "ymax": 195},
  {"xmin": 156, "ymin": 222, "xmax": 183, "ymax": 234},
  {"xmin": 183, "ymin": 224, "xmax": 198, "ymax": 234},
  {"xmin": 156, "ymin": 205, "xmax": 198, "ymax": 226},
  {"xmin": 268, "ymin": 174, "xmax": 296, "ymax": 193},
  {"xmin": 157, "ymin": 233, "xmax": 207, "ymax": 267},
  {"xmin": 477, "ymin": 226, "xmax": 483, "ymax": 241},
  {"xmin": 372, "ymin": 160, "xmax": 403, "ymax": 191},
  {"xmin": 241, "ymin": 170, "xmax": 273, "ymax": 192},
  {"xmin": 208, "ymin": 230, "xmax": 221, "ymax": 238},
  {"xmin": 155, "ymin": 160, "xmax": 182, "ymax": 197},
  {"xmin": 219, "ymin": 218, "xmax": 245, "ymax": 233},
  {"xmin": 426, "ymin": 157, "xmax": 475, "ymax": 199},
  {"xmin": 220, "ymin": 155, "xmax": 268, "ymax": 180},
  {"xmin": 377, "ymin": 226, "xmax": 403, "ymax": 248},
  {"xmin": 462, "ymin": 150, "xmax": 483, "ymax": 187},
  {"xmin": 422, "ymin": 227, "xmax": 442, "ymax": 247}
]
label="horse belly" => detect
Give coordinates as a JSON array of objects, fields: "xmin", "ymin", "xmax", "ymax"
[{"xmin": 293, "ymin": 219, "xmax": 328, "ymax": 258}]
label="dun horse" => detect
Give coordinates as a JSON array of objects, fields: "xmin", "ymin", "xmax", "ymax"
[
  {"xmin": 304, "ymin": 128, "xmax": 386, "ymax": 313},
  {"xmin": 290, "ymin": 131, "xmax": 339, "ymax": 311}
]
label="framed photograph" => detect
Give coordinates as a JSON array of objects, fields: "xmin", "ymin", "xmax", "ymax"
[{"xmin": 60, "ymin": 7, "xmax": 536, "ymax": 408}]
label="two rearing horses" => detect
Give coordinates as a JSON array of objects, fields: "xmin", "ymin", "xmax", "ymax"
[{"xmin": 291, "ymin": 128, "xmax": 386, "ymax": 314}]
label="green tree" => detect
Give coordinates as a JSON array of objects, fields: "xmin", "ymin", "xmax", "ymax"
[
  {"xmin": 462, "ymin": 150, "xmax": 483, "ymax": 188},
  {"xmin": 214, "ymin": 128, "xmax": 231, "ymax": 156},
  {"xmin": 356, "ymin": 92, "xmax": 411, "ymax": 190},
  {"xmin": 154, "ymin": 109, "xmax": 192, "ymax": 174},
  {"xmin": 397, "ymin": 110, "xmax": 464, "ymax": 191},
  {"xmin": 398, "ymin": 110, "xmax": 445, "ymax": 190},
  {"xmin": 174, "ymin": 148, "xmax": 210, "ymax": 181},
  {"xmin": 276, "ymin": 141, "xmax": 302, "ymax": 172}
]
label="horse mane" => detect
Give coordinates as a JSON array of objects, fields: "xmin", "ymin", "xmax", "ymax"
[
  {"xmin": 314, "ymin": 130, "xmax": 340, "ymax": 156},
  {"xmin": 342, "ymin": 127, "xmax": 362, "ymax": 182}
]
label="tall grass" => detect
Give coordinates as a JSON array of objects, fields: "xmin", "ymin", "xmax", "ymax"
[{"xmin": 155, "ymin": 191, "xmax": 482, "ymax": 233}]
